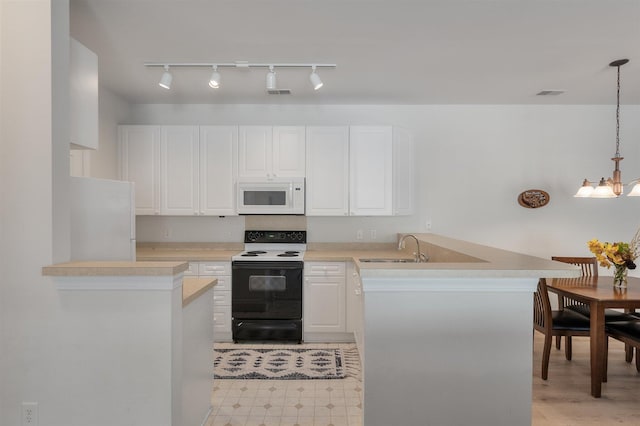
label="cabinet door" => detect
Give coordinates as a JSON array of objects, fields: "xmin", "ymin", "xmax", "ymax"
[
  {"xmin": 393, "ymin": 127, "xmax": 414, "ymax": 215},
  {"xmin": 272, "ymin": 126, "xmax": 306, "ymax": 177},
  {"xmin": 346, "ymin": 262, "xmax": 364, "ymax": 362},
  {"xmin": 305, "ymin": 126, "xmax": 349, "ymax": 216},
  {"xmin": 70, "ymin": 38, "xmax": 98, "ymax": 150},
  {"xmin": 119, "ymin": 125, "xmax": 161, "ymax": 215},
  {"xmin": 238, "ymin": 126, "xmax": 272, "ymax": 178},
  {"xmin": 349, "ymin": 126, "xmax": 393, "ymax": 216},
  {"xmin": 304, "ymin": 263, "xmax": 346, "ymax": 333},
  {"xmin": 160, "ymin": 126, "xmax": 199, "ymax": 215},
  {"xmin": 200, "ymin": 126, "xmax": 238, "ymax": 215}
]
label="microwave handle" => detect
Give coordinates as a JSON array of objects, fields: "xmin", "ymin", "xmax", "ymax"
[{"xmin": 289, "ymin": 182, "xmax": 293, "ymax": 206}]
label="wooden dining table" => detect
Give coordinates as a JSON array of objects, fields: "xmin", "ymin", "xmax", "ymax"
[{"xmin": 547, "ymin": 275, "xmax": 640, "ymax": 398}]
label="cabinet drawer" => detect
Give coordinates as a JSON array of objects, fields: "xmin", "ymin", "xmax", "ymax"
[
  {"xmin": 183, "ymin": 262, "xmax": 199, "ymax": 276},
  {"xmin": 213, "ymin": 275, "xmax": 231, "ymax": 291},
  {"xmin": 213, "ymin": 289, "xmax": 230, "ymax": 307},
  {"xmin": 213, "ymin": 305, "xmax": 231, "ymax": 333},
  {"xmin": 305, "ymin": 262, "xmax": 345, "ymax": 276},
  {"xmin": 198, "ymin": 262, "xmax": 231, "ymax": 276}
]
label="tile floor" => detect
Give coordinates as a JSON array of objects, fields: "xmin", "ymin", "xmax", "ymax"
[
  {"xmin": 207, "ymin": 334, "xmax": 640, "ymax": 426},
  {"xmin": 207, "ymin": 343, "xmax": 362, "ymax": 426}
]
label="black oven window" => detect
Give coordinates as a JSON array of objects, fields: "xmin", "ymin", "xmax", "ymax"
[
  {"xmin": 249, "ymin": 275, "xmax": 286, "ymax": 291},
  {"xmin": 244, "ymin": 190, "xmax": 286, "ymax": 206}
]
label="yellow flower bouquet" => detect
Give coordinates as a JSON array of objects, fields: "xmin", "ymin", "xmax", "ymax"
[{"xmin": 588, "ymin": 228, "xmax": 640, "ymax": 287}]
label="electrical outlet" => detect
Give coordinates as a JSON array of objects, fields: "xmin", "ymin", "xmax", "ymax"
[
  {"xmin": 370, "ymin": 230, "xmax": 377, "ymax": 240},
  {"xmin": 356, "ymin": 230, "xmax": 363, "ymax": 240},
  {"xmin": 22, "ymin": 402, "xmax": 38, "ymax": 425},
  {"xmin": 163, "ymin": 228, "xmax": 171, "ymax": 238},
  {"xmin": 425, "ymin": 219, "xmax": 432, "ymax": 231}
]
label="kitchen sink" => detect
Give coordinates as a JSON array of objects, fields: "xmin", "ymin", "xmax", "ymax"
[{"xmin": 359, "ymin": 258, "xmax": 417, "ymax": 263}]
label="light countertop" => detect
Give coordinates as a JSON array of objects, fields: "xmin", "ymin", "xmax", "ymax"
[
  {"xmin": 182, "ymin": 277, "xmax": 217, "ymax": 306},
  {"xmin": 133, "ymin": 234, "xmax": 580, "ymax": 279},
  {"xmin": 353, "ymin": 233, "xmax": 581, "ymax": 279},
  {"xmin": 136, "ymin": 242, "xmax": 242, "ymax": 262},
  {"xmin": 42, "ymin": 261, "xmax": 189, "ymax": 276}
]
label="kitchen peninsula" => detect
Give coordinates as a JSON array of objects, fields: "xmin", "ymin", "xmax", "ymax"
[
  {"xmin": 354, "ymin": 233, "xmax": 581, "ymax": 426},
  {"xmin": 42, "ymin": 261, "xmax": 215, "ymax": 426}
]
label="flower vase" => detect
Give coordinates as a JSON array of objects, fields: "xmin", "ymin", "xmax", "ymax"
[{"xmin": 613, "ymin": 264, "xmax": 628, "ymax": 288}]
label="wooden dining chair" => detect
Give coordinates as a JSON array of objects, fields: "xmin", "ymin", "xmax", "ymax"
[
  {"xmin": 604, "ymin": 321, "xmax": 640, "ymax": 381},
  {"xmin": 534, "ymin": 278, "xmax": 591, "ymax": 380},
  {"xmin": 550, "ymin": 256, "xmax": 636, "ymax": 352}
]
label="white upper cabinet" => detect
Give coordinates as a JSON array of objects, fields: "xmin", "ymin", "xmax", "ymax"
[
  {"xmin": 393, "ymin": 127, "xmax": 415, "ymax": 216},
  {"xmin": 238, "ymin": 126, "xmax": 305, "ymax": 178},
  {"xmin": 305, "ymin": 126, "xmax": 350, "ymax": 216},
  {"xmin": 69, "ymin": 38, "xmax": 98, "ymax": 150},
  {"xmin": 161, "ymin": 126, "xmax": 200, "ymax": 215},
  {"xmin": 119, "ymin": 125, "xmax": 161, "ymax": 215},
  {"xmin": 199, "ymin": 126, "xmax": 238, "ymax": 215},
  {"xmin": 119, "ymin": 125, "xmax": 239, "ymax": 216},
  {"xmin": 349, "ymin": 126, "xmax": 393, "ymax": 216},
  {"xmin": 272, "ymin": 126, "xmax": 306, "ymax": 177},
  {"xmin": 238, "ymin": 126, "xmax": 272, "ymax": 178}
]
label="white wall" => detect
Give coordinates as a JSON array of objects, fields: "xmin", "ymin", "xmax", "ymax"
[
  {"xmin": 129, "ymin": 103, "xmax": 640, "ymax": 269},
  {"xmin": 1, "ymin": 1, "xmax": 56, "ymax": 424},
  {"xmin": 88, "ymin": 86, "xmax": 132, "ymax": 179}
]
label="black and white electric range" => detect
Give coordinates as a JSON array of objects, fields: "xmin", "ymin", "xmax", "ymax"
[{"xmin": 231, "ymin": 230, "xmax": 306, "ymax": 343}]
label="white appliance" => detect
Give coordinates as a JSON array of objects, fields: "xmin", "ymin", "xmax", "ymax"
[
  {"xmin": 236, "ymin": 177, "xmax": 305, "ymax": 215},
  {"xmin": 70, "ymin": 177, "xmax": 136, "ymax": 261}
]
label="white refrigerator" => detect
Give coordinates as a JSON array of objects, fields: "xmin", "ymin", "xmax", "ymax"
[{"xmin": 70, "ymin": 176, "xmax": 136, "ymax": 261}]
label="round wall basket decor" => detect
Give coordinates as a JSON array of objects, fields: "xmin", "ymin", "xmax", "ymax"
[{"xmin": 518, "ymin": 189, "xmax": 550, "ymax": 209}]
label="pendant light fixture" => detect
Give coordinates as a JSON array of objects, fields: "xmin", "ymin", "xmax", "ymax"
[{"xmin": 575, "ymin": 59, "xmax": 640, "ymax": 198}]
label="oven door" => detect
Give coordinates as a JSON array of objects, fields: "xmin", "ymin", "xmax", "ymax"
[{"xmin": 232, "ymin": 261, "xmax": 303, "ymax": 319}]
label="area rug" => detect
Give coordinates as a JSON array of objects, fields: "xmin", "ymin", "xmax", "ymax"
[{"xmin": 214, "ymin": 345, "xmax": 360, "ymax": 380}]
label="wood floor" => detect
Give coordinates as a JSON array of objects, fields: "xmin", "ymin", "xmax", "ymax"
[{"xmin": 532, "ymin": 332, "xmax": 640, "ymax": 425}]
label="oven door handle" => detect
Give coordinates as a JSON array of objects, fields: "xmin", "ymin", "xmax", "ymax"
[{"xmin": 232, "ymin": 261, "xmax": 303, "ymax": 270}]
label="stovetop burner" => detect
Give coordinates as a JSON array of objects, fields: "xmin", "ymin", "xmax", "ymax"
[{"xmin": 232, "ymin": 230, "xmax": 307, "ymax": 262}]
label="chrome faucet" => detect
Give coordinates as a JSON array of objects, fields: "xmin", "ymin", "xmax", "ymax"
[{"xmin": 398, "ymin": 234, "xmax": 429, "ymax": 263}]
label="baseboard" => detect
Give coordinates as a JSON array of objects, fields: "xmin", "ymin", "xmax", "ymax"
[
  {"xmin": 303, "ymin": 332, "xmax": 355, "ymax": 343},
  {"xmin": 200, "ymin": 406, "xmax": 213, "ymax": 426}
]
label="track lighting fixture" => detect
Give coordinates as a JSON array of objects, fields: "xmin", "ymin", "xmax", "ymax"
[
  {"xmin": 266, "ymin": 66, "xmax": 277, "ymax": 91},
  {"xmin": 208, "ymin": 65, "xmax": 221, "ymax": 89},
  {"xmin": 309, "ymin": 65, "xmax": 323, "ymax": 90},
  {"xmin": 158, "ymin": 65, "xmax": 172, "ymax": 89},
  {"xmin": 145, "ymin": 61, "xmax": 336, "ymax": 94}
]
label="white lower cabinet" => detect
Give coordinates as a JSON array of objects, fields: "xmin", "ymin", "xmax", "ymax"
[
  {"xmin": 188, "ymin": 261, "xmax": 232, "ymax": 342},
  {"xmin": 303, "ymin": 262, "xmax": 346, "ymax": 335},
  {"xmin": 346, "ymin": 262, "xmax": 364, "ymax": 364}
]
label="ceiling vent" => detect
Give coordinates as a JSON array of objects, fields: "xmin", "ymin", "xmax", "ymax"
[
  {"xmin": 267, "ymin": 89, "xmax": 291, "ymax": 95},
  {"xmin": 536, "ymin": 90, "xmax": 565, "ymax": 96}
]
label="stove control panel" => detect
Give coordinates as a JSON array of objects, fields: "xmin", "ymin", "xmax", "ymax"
[{"xmin": 244, "ymin": 230, "xmax": 307, "ymax": 244}]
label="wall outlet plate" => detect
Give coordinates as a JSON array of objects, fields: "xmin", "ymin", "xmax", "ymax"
[{"xmin": 22, "ymin": 402, "xmax": 38, "ymax": 425}]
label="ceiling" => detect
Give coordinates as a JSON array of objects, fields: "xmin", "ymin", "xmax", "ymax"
[{"xmin": 70, "ymin": 0, "xmax": 640, "ymax": 105}]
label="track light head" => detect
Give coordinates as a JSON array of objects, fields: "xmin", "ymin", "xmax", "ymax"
[
  {"xmin": 159, "ymin": 65, "xmax": 172, "ymax": 89},
  {"xmin": 309, "ymin": 66, "xmax": 323, "ymax": 90},
  {"xmin": 208, "ymin": 65, "xmax": 221, "ymax": 89},
  {"xmin": 266, "ymin": 66, "xmax": 277, "ymax": 91}
]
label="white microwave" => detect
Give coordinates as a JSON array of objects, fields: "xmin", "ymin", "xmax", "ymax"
[{"xmin": 236, "ymin": 177, "xmax": 305, "ymax": 215}]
